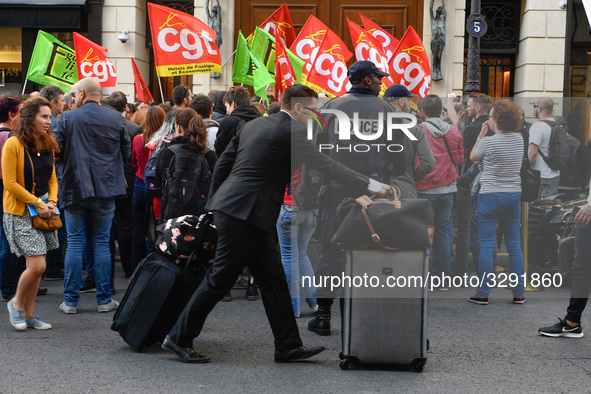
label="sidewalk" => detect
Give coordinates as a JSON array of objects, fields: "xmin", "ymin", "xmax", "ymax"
[{"xmin": 0, "ymin": 265, "xmax": 588, "ymax": 393}]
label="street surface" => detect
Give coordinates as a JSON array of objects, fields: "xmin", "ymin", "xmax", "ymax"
[{"xmin": 1, "ymin": 265, "xmax": 590, "ymax": 393}]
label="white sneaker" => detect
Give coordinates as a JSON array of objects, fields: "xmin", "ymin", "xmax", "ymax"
[
  {"xmin": 26, "ymin": 316, "xmax": 52, "ymax": 330},
  {"xmin": 310, "ymin": 304, "xmax": 319, "ymax": 313},
  {"xmin": 59, "ymin": 302, "xmax": 77, "ymax": 314},
  {"xmin": 98, "ymin": 299, "xmax": 119, "ymax": 313}
]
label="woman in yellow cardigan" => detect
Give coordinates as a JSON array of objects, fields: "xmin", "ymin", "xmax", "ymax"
[{"xmin": 4, "ymin": 97, "xmax": 59, "ymax": 331}]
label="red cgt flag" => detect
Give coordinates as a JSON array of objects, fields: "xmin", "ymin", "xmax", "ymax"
[
  {"xmin": 73, "ymin": 32, "xmax": 117, "ymax": 87},
  {"xmin": 291, "ymin": 15, "xmax": 352, "ymax": 97},
  {"xmin": 388, "ymin": 26, "xmax": 431, "ymax": 98},
  {"xmin": 274, "ymin": 31, "xmax": 297, "ymax": 102},
  {"xmin": 347, "ymin": 18, "xmax": 394, "ymax": 91},
  {"xmin": 359, "ymin": 13, "xmax": 399, "ymax": 63},
  {"xmin": 148, "ymin": 3, "xmax": 221, "ymax": 77},
  {"xmin": 259, "ymin": 4, "xmax": 296, "ymax": 48},
  {"xmin": 131, "ymin": 59, "xmax": 154, "ymax": 104}
]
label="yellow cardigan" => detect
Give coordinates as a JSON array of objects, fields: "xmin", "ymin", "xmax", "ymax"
[{"xmin": 2, "ymin": 136, "xmax": 58, "ymax": 216}]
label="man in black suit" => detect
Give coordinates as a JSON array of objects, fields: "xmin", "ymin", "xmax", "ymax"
[{"xmin": 162, "ymin": 84, "xmax": 393, "ymax": 363}]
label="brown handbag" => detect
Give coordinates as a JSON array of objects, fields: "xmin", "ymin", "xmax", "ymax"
[{"xmin": 25, "ymin": 150, "xmax": 62, "ymax": 231}]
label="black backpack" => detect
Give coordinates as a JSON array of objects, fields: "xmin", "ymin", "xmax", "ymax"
[
  {"xmin": 144, "ymin": 146, "xmax": 164, "ymax": 198},
  {"xmin": 292, "ymin": 163, "xmax": 323, "ymax": 209},
  {"xmin": 161, "ymin": 144, "xmax": 212, "ymax": 222},
  {"xmin": 539, "ymin": 119, "xmax": 569, "ymax": 171}
]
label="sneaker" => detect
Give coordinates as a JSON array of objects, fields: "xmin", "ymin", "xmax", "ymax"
[
  {"xmin": 513, "ymin": 295, "xmax": 527, "ymax": 304},
  {"xmin": 245, "ymin": 285, "xmax": 259, "ymax": 301},
  {"xmin": 44, "ymin": 270, "xmax": 64, "ymax": 281},
  {"xmin": 468, "ymin": 293, "xmax": 489, "ymax": 305},
  {"xmin": 310, "ymin": 304, "xmax": 319, "ymax": 313},
  {"xmin": 221, "ymin": 290, "xmax": 232, "ymax": 302},
  {"xmin": 1, "ymin": 294, "xmax": 15, "ymax": 302},
  {"xmin": 539, "ymin": 318, "xmax": 584, "ymax": 338},
  {"xmin": 80, "ymin": 277, "xmax": 96, "ymax": 293},
  {"xmin": 59, "ymin": 302, "xmax": 77, "ymax": 314},
  {"xmin": 294, "ymin": 313, "xmax": 301, "ymax": 318},
  {"xmin": 26, "ymin": 316, "xmax": 52, "ymax": 330},
  {"xmin": 7, "ymin": 300, "xmax": 26, "ymax": 331},
  {"xmin": 438, "ymin": 287, "xmax": 449, "ymax": 291},
  {"xmin": 98, "ymin": 299, "xmax": 119, "ymax": 313},
  {"xmin": 233, "ymin": 276, "xmax": 249, "ymax": 289},
  {"xmin": 37, "ymin": 287, "xmax": 48, "ymax": 296}
]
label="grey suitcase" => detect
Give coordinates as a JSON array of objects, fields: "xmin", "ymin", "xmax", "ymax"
[{"xmin": 340, "ymin": 249, "xmax": 428, "ymax": 372}]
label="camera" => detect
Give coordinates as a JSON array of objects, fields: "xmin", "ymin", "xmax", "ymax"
[
  {"xmin": 559, "ymin": 0, "xmax": 567, "ymax": 9},
  {"xmin": 118, "ymin": 29, "xmax": 130, "ymax": 43}
]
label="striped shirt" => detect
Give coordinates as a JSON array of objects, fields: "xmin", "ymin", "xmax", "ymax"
[{"xmin": 475, "ymin": 132, "xmax": 523, "ymax": 194}]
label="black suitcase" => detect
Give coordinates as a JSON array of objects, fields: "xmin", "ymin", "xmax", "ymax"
[
  {"xmin": 340, "ymin": 249, "xmax": 428, "ymax": 372},
  {"xmin": 111, "ymin": 214, "xmax": 216, "ymax": 350}
]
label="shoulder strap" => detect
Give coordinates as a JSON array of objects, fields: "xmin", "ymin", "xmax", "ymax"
[{"xmin": 425, "ymin": 120, "xmax": 455, "ymax": 165}]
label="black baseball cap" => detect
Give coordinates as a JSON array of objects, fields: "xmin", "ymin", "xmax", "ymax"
[
  {"xmin": 383, "ymin": 84, "xmax": 419, "ymax": 98},
  {"xmin": 347, "ymin": 60, "xmax": 390, "ymax": 80}
]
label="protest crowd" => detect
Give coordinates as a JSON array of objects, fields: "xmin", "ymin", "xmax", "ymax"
[{"xmin": 2, "ymin": 3, "xmax": 591, "ymax": 369}]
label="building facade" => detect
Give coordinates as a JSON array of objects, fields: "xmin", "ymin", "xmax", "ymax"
[{"xmin": 0, "ymin": 0, "xmax": 588, "ymax": 138}]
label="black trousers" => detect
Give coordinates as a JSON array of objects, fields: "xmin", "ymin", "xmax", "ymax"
[
  {"xmin": 168, "ymin": 212, "xmax": 303, "ymax": 352},
  {"xmin": 566, "ymin": 221, "xmax": 591, "ymax": 323}
]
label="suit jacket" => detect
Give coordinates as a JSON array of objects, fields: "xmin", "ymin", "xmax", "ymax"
[
  {"xmin": 54, "ymin": 101, "xmax": 130, "ymax": 208},
  {"xmin": 206, "ymin": 111, "xmax": 370, "ymax": 232}
]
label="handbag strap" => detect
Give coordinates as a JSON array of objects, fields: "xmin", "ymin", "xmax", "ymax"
[{"xmin": 24, "ymin": 149, "xmax": 36, "ymax": 194}]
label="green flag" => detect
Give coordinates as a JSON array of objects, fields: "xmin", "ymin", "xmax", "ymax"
[
  {"xmin": 251, "ymin": 27, "xmax": 276, "ymax": 74},
  {"xmin": 26, "ymin": 30, "xmax": 78, "ymax": 91},
  {"xmin": 250, "ymin": 26, "xmax": 304, "ymax": 83},
  {"xmin": 232, "ymin": 31, "xmax": 274, "ymax": 102}
]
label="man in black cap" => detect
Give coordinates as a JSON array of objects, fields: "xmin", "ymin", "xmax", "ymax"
[
  {"xmin": 384, "ymin": 84, "xmax": 435, "ymax": 199},
  {"xmin": 308, "ymin": 61, "xmax": 409, "ymax": 336}
]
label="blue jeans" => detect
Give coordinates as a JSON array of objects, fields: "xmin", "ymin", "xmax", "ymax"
[
  {"xmin": 276, "ymin": 205, "xmax": 317, "ymax": 316},
  {"xmin": 418, "ymin": 192, "xmax": 454, "ymax": 279},
  {"xmin": 476, "ymin": 192, "xmax": 524, "ymax": 296},
  {"xmin": 63, "ymin": 198, "xmax": 116, "ymax": 306},
  {"xmin": 0, "ymin": 211, "xmax": 25, "ymax": 299}
]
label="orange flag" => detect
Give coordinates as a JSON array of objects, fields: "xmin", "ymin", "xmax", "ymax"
[
  {"xmin": 147, "ymin": 3, "xmax": 221, "ymax": 77},
  {"xmin": 274, "ymin": 32, "xmax": 297, "ymax": 102},
  {"xmin": 73, "ymin": 32, "xmax": 117, "ymax": 87},
  {"xmin": 388, "ymin": 26, "xmax": 431, "ymax": 98},
  {"xmin": 259, "ymin": 4, "xmax": 296, "ymax": 48},
  {"xmin": 131, "ymin": 59, "xmax": 154, "ymax": 104},
  {"xmin": 291, "ymin": 16, "xmax": 352, "ymax": 97},
  {"xmin": 347, "ymin": 18, "xmax": 394, "ymax": 91},
  {"xmin": 359, "ymin": 13, "xmax": 399, "ymax": 62}
]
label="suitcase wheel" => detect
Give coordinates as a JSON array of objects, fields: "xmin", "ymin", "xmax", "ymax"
[
  {"xmin": 411, "ymin": 358, "xmax": 426, "ymax": 373},
  {"xmin": 339, "ymin": 359, "xmax": 352, "ymax": 370}
]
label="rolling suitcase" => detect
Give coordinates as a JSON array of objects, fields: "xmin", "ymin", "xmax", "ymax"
[
  {"xmin": 111, "ymin": 214, "xmax": 216, "ymax": 350},
  {"xmin": 340, "ymin": 249, "xmax": 428, "ymax": 372}
]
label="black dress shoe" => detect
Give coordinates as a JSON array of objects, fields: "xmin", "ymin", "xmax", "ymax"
[
  {"xmin": 1, "ymin": 294, "xmax": 15, "ymax": 302},
  {"xmin": 161, "ymin": 336, "xmax": 210, "ymax": 363},
  {"xmin": 37, "ymin": 287, "xmax": 48, "ymax": 296},
  {"xmin": 274, "ymin": 346, "xmax": 326, "ymax": 363}
]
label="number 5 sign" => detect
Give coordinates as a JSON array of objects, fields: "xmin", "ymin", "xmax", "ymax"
[{"xmin": 466, "ymin": 14, "xmax": 487, "ymax": 38}]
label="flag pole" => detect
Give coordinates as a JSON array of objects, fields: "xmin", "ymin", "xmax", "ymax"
[
  {"xmin": 260, "ymin": 84, "xmax": 271, "ymax": 102},
  {"xmin": 21, "ymin": 80, "xmax": 28, "ymax": 96},
  {"xmin": 158, "ymin": 77, "xmax": 165, "ymax": 103},
  {"xmin": 221, "ymin": 50, "xmax": 237, "ymax": 69}
]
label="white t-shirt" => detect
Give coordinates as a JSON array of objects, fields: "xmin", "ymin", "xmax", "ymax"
[{"xmin": 529, "ymin": 118, "xmax": 560, "ymax": 179}]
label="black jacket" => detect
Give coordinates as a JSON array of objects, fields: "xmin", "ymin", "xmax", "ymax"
[
  {"xmin": 206, "ymin": 111, "xmax": 370, "ymax": 232},
  {"xmin": 214, "ymin": 105, "xmax": 261, "ymax": 157}
]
